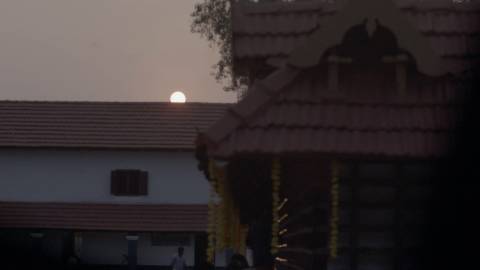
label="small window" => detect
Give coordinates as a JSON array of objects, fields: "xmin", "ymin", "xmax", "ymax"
[
  {"xmin": 151, "ymin": 233, "xmax": 191, "ymax": 246},
  {"xmin": 111, "ymin": 169, "xmax": 148, "ymax": 196}
]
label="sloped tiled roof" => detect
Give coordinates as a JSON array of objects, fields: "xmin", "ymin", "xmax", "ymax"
[
  {"xmin": 0, "ymin": 101, "xmax": 230, "ymax": 150},
  {"xmin": 0, "ymin": 202, "xmax": 208, "ymax": 232},
  {"xmin": 201, "ymin": 63, "xmax": 468, "ymax": 159},
  {"xmin": 196, "ymin": 0, "xmax": 473, "ymax": 159},
  {"xmin": 233, "ymin": 0, "xmax": 480, "ymax": 73}
]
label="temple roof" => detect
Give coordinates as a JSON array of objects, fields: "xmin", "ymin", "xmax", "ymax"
[
  {"xmin": 198, "ymin": 0, "xmax": 476, "ymax": 159},
  {"xmin": 201, "ymin": 66, "xmax": 467, "ymax": 159},
  {"xmin": 233, "ymin": 0, "xmax": 480, "ymax": 75}
]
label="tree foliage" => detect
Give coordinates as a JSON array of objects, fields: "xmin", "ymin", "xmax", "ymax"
[{"xmin": 191, "ymin": 0, "xmax": 237, "ymax": 92}]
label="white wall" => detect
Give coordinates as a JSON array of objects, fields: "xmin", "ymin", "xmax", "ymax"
[
  {"xmin": 0, "ymin": 149, "xmax": 210, "ymax": 204},
  {"xmin": 0, "ymin": 149, "xmax": 222, "ymax": 266},
  {"xmin": 137, "ymin": 233, "xmax": 195, "ymax": 266},
  {"xmin": 80, "ymin": 232, "xmax": 128, "ymax": 265},
  {"xmin": 79, "ymin": 232, "xmax": 229, "ymax": 267}
]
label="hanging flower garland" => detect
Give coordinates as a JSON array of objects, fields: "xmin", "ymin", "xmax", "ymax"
[
  {"xmin": 207, "ymin": 159, "xmax": 218, "ymax": 263},
  {"xmin": 329, "ymin": 160, "xmax": 340, "ymax": 259},
  {"xmin": 208, "ymin": 159, "xmax": 249, "ymax": 258},
  {"xmin": 223, "ymin": 169, "xmax": 235, "ymax": 250},
  {"xmin": 271, "ymin": 157, "xmax": 281, "ymax": 255},
  {"xmin": 238, "ymin": 225, "xmax": 249, "ymax": 256},
  {"xmin": 226, "ymin": 203, "xmax": 249, "ymax": 255},
  {"xmin": 215, "ymin": 169, "xmax": 226, "ymax": 251}
]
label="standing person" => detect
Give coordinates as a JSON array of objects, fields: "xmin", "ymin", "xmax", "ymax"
[{"xmin": 171, "ymin": 247, "xmax": 187, "ymax": 270}]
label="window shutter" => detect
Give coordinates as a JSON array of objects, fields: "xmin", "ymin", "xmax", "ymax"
[
  {"xmin": 139, "ymin": 171, "xmax": 148, "ymax": 195},
  {"xmin": 111, "ymin": 169, "xmax": 148, "ymax": 196},
  {"xmin": 126, "ymin": 170, "xmax": 135, "ymax": 195},
  {"xmin": 111, "ymin": 170, "xmax": 119, "ymax": 195},
  {"xmin": 120, "ymin": 170, "xmax": 129, "ymax": 195}
]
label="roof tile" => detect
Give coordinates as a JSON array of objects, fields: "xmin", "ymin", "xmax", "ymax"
[
  {"xmin": 232, "ymin": 0, "xmax": 480, "ymax": 74},
  {"xmin": 0, "ymin": 101, "xmax": 230, "ymax": 150},
  {"xmin": 205, "ymin": 110, "xmax": 243, "ymax": 144},
  {"xmin": 206, "ymin": 71, "xmax": 465, "ymax": 159},
  {"xmin": 0, "ymin": 202, "xmax": 208, "ymax": 232}
]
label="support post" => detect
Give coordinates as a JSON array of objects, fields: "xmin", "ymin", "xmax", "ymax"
[
  {"xmin": 396, "ymin": 60, "xmax": 407, "ymax": 96},
  {"xmin": 382, "ymin": 54, "xmax": 408, "ymax": 96},
  {"xmin": 30, "ymin": 232, "xmax": 44, "ymax": 248},
  {"xmin": 328, "ymin": 56, "xmax": 339, "ymax": 93},
  {"xmin": 30, "ymin": 232, "xmax": 44, "ymax": 265},
  {"xmin": 327, "ymin": 55, "xmax": 352, "ymax": 97},
  {"xmin": 126, "ymin": 234, "xmax": 139, "ymax": 270}
]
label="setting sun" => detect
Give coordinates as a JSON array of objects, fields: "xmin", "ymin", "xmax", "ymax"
[{"xmin": 170, "ymin": 91, "xmax": 186, "ymax": 103}]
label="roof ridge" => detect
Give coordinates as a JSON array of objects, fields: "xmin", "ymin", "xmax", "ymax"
[
  {"xmin": 234, "ymin": 0, "xmax": 480, "ymax": 14},
  {"xmin": 0, "ymin": 100, "xmax": 232, "ymax": 106},
  {"xmin": 235, "ymin": 0, "xmax": 330, "ymax": 15}
]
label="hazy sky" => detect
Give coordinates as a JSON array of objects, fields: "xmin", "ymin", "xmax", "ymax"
[{"xmin": 0, "ymin": 0, "xmax": 236, "ymax": 103}]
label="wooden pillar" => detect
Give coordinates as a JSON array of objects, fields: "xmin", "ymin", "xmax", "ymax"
[
  {"xmin": 328, "ymin": 56, "xmax": 339, "ymax": 93},
  {"xmin": 30, "ymin": 232, "xmax": 44, "ymax": 265},
  {"xmin": 126, "ymin": 234, "xmax": 139, "ymax": 270},
  {"xmin": 61, "ymin": 231, "xmax": 73, "ymax": 264},
  {"xmin": 349, "ymin": 165, "xmax": 359, "ymax": 270},
  {"xmin": 31, "ymin": 232, "xmax": 44, "ymax": 251},
  {"xmin": 74, "ymin": 232, "xmax": 82, "ymax": 259},
  {"xmin": 382, "ymin": 54, "xmax": 408, "ymax": 96},
  {"xmin": 396, "ymin": 60, "xmax": 407, "ymax": 96},
  {"xmin": 311, "ymin": 201, "xmax": 328, "ymax": 270},
  {"xmin": 393, "ymin": 164, "xmax": 404, "ymax": 270},
  {"xmin": 327, "ymin": 55, "xmax": 352, "ymax": 96}
]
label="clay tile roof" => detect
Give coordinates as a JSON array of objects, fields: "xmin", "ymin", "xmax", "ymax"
[
  {"xmin": 0, "ymin": 100, "xmax": 231, "ymax": 150},
  {"xmin": 201, "ymin": 67, "xmax": 468, "ymax": 159},
  {"xmin": 198, "ymin": 0, "xmax": 474, "ymax": 160},
  {"xmin": 0, "ymin": 202, "xmax": 208, "ymax": 232},
  {"xmin": 232, "ymin": 0, "xmax": 480, "ymax": 74}
]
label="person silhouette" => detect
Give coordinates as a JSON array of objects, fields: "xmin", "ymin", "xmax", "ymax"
[{"xmin": 171, "ymin": 247, "xmax": 187, "ymax": 270}]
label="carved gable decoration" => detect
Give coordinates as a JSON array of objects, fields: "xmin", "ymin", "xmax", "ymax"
[
  {"xmin": 288, "ymin": 0, "xmax": 447, "ymax": 76},
  {"xmin": 334, "ymin": 20, "xmax": 400, "ymax": 62}
]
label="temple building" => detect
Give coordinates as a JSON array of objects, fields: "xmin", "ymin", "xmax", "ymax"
[{"xmin": 196, "ymin": 0, "xmax": 478, "ymax": 270}]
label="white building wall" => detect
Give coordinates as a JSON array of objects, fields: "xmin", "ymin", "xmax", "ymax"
[
  {"xmin": 137, "ymin": 233, "xmax": 195, "ymax": 266},
  {"xmin": 0, "ymin": 149, "xmax": 210, "ymax": 204},
  {"xmin": 80, "ymin": 232, "xmax": 127, "ymax": 265},
  {"xmin": 79, "ymin": 232, "xmax": 226, "ymax": 267},
  {"xmin": 0, "ymin": 149, "xmax": 228, "ymax": 267}
]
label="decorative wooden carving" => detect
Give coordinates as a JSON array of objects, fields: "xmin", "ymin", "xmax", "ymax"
[{"xmin": 288, "ymin": 0, "xmax": 446, "ymax": 76}]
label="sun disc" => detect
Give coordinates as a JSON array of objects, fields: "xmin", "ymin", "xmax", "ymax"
[{"xmin": 170, "ymin": 91, "xmax": 186, "ymax": 103}]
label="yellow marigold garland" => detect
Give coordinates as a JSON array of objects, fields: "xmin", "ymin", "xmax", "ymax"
[
  {"xmin": 271, "ymin": 157, "xmax": 281, "ymax": 255},
  {"xmin": 329, "ymin": 160, "xmax": 340, "ymax": 259},
  {"xmin": 223, "ymin": 170, "xmax": 234, "ymax": 249},
  {"xmin": 207, "ymin": 159, "xmax": 251, "ymax": 259},
  {"xmin": 207, "ymin": 160, "xmax": 217, "ymax": 263},
  {"xmin": 215, "ymin": 172, "xmax": 226, "ymax": 250},
  {"xmin": 238, "ymin": 225, "xmax": 249, "ymax": 256}
]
